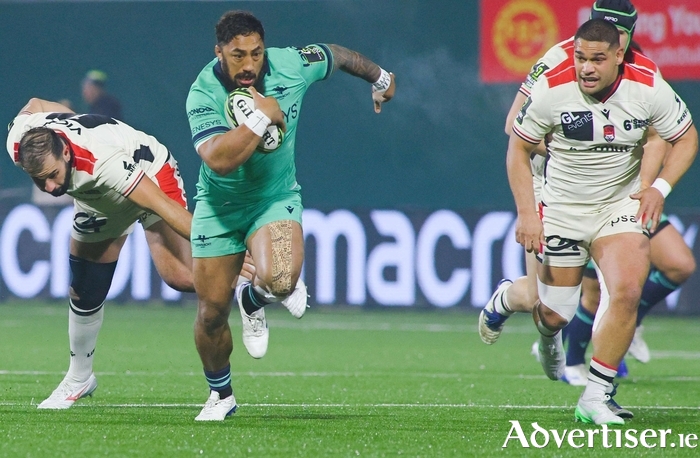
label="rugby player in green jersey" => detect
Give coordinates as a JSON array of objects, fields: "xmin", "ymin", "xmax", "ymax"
[{"xmin": 186, "ymin": 10, "xmax": 395, "ymax": 421}]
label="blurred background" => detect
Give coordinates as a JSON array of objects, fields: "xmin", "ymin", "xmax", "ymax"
[{"xmin": 1, "ymin": 0, "xmax": 699, "ymax": 314}]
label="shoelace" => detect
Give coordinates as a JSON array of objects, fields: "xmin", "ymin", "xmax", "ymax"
[{"xmin": 246, "ymin": 314, "xmax": 265, "ymax": 333}]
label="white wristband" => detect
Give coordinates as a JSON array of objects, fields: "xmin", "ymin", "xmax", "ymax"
[
  {"xmin": 651, "ymin": 178, "xmax": 672, "ymax": 198},
  {"xmin": 372, "ymin": 68, "xmax": 391, "ymax": 92},
  {"xmin": 244, "ymin": 109, "xmax": 271, "ymax": 137}
]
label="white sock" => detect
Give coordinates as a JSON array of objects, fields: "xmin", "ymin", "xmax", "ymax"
[
  {"xmin": 581, "ymin": 358, "xmax": 616, "ymax": 401},
  {"xmin": 494, "ymin": 287, "xmax": 514, "ymax": 316},
  {"xmin": 66, "ymin": 304, "xmax": 104, "ymax": 383}
]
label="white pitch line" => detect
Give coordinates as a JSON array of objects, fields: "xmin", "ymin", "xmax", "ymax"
[
  {"xmin": 0, "ymin": 402, "xmax": 698, "ymax": 410},
  {"xmin": 2, "ymin": 370, "xmax": 700, "ymax": 382}
]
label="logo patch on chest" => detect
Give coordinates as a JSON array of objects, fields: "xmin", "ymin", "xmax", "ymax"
[{"xmin": 560, "ymin": 111, "xmax": 594, "ymax": 141}]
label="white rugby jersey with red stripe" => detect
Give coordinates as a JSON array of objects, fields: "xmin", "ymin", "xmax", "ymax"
[
  {"xmin": 513, "ymin": 60, "xmax": 693, "ymax": 207},
  {"xmin": 6, "ymin": 112, "xmax": 185, "ymax": 213},
  {"xmin": 519, "ymin": 37, "xmax": 660, "ymax": 98}
]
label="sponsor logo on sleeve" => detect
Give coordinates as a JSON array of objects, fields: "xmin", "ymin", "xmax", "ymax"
[
  {"xmin": 524, "ymin": 62, "xmax": 549, "ymax": 89},
  {"xmin": 516, "ymin": 97, "xmax": 533, "ymax": 125},
  {"xmin": 296, "ymin": 45, "xmax": 327, "ymax": 66}
]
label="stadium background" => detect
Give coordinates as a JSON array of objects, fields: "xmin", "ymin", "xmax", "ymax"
[{"xmin": 1, "ymin": 0, "xmax": 699, "ymax": 313}]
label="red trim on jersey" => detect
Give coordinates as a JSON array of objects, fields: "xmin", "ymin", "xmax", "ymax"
[
  {"xmin": 629, "ymin": 49, "xmax": 658, "ymax": 73},
  {"xmin": 599, "ymin": 71, "xmax": 623, "ymax": 103},
  {"xmin": 122, "ymin": 170, "xmax": 145, "ymax": 197},
  {"xmin": 55, "ymin": 131, "xmax": 96, "ymax": 175},
  {"xmin": 13, "ymin": 142, "xmax": 19, "ymax": 163},
  {"xmin": 546, "ymin": 64, "xmax": 576, "ymax": 89},
  {"xmin": 512, "ymin": 125, "xmax": 541, "ymax": 145},
  {"xmin": 154, "ymin": 162, "xmax": 187, "ymax": 208},
  {"xmin": 667, "ymin": 120, "xmax": 694, "ymax": 143},
  {"xmin": 559, "ymin": 38, "xmax": 575, "ymax": 58},
  {"xmin": 622, "ymin": 63, "xmax": 654, "ymax": 88}
]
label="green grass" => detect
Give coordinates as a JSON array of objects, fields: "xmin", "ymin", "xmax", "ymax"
[{"xmin": 1, "ymin": 301, "xmax": 699, "ymax": 457}]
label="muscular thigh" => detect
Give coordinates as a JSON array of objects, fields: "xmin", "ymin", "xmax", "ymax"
[
  {"xmin": 247, "ymin": 220, "xmax": 304, "ymax": 294},
  {"xmin": 193, "ymin": 254, "xmax": 244, "ymax": 305},
  {"xmin": 591, "ymin": 232, "xmax": 650, "ymax": 294}
]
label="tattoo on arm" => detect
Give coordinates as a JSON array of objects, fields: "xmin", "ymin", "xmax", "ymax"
[{"xmin": 328, "ymin": 44, "xmax": 380, "ymax": 83}]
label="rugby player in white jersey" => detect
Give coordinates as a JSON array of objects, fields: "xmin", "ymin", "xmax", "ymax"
[
  {"xmin": 480, "ymin": 0, "xmax": 696, "ymax": 391},
  {"xmin": 506, "ymin": 19, "xmax": 697, "ymax": 424},
  {"xmin": 6, "ymin": 98, "xmax": 194, "ymax": 409}
]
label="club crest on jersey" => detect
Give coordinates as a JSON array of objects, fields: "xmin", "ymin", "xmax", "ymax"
[{"xmin": 603, "ymin": 125, "xmax": 616, "ymax": 143}]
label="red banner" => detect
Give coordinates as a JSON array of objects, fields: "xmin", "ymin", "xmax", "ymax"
[{"xmin": 480, "ymin": 0, "xmax": 700, "ymax": 82}]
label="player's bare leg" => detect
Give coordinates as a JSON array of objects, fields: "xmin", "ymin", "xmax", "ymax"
[
  {"xmin": 193, "ymin": 253, "xmax": 243, "ymax": 421},
  {"xmin": 38, "ymin": 236, "xmax": 126, "ymax": 409},
  {"xmin": 243, "ymin": 220, "xmax": 306, "ymax": 323},
  {"xmin": 576, "ymin": 233, "xmax": 650, "ymax": 425},
  {"xmin": 534, "ymin": 264, "xmax": 582, "ymax": 381},
  {"xmin": 145, "ymin": 220, "xmax": 194, "ymax": 292},
  {"xmin": 478, "ymin": 251, "xmax": 539, "ymax": 344}
]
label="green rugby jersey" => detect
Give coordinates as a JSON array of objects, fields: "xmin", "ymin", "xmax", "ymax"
[{"xmin": 186, "ymin": 44, "xmax": 334, "ymax": 204}]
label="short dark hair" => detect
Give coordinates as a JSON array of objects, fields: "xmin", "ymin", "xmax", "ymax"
[
  {"xmin": 215, "ymin": 10, "xmax": 265, "ymax": 46},
  {"xmin": 575, "ymin": 18, "xmax": 621, "ymax": 49},
  {"xmin": 18, "ymin": 127, "xmax": 63, "ymax": 175}
]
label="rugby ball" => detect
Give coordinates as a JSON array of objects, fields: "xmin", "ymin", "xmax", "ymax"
[{"xmin": 225, "ymin": 88, "xmax": 284, "ymax": 153}]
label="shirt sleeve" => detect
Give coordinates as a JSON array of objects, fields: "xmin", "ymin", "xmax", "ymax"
[
  {"xmin": 186, "ymin": 89, "xmax": 230, "ymax": 153},
  {"xmin": 650, "ymin": 77, "xmax": 694, "ymax": 143},
  {"xmin": 519, "ymin": 44, "xmax": 568, "ymax": 97},
  {"xmin": 93, "ymin": 148, "xmax": 145, "ymax": 198},
  {"xmin": 291, "ymin": 44, "xmax": 334, "ymax": 85},
  {"xmin": 512, "ymin": 77, "xmax": 554, "ymax": 144}
]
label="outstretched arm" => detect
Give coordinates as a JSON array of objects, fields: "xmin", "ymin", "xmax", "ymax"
[
  {"xmin": 327, "ymin": 44, "xmax": 395, "ymax": 113},
  {"xmin": 19, "ymin": 98, "xmax": 75, "ymax": 116},
  {"xmin": 128, "ymin": 175, "xmax": 192, "ymax": 240}
]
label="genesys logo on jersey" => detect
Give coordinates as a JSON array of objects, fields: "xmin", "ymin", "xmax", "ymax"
[
  {"xmin": 561, "ymin": 111, "xmax": 593, "ymax": 141},
  {"xmin": 603, "ymin": 125, "xmax": 615, "ymax": 142}
]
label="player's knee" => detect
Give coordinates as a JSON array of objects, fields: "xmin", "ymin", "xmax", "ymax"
[
  {"xmin": 538, "ymin": 304, "xmax": 569, "ymax": 330},
  {"xmin": 69, "ymin": 255, "xmax": 117, "ymax": 315},
  {"xmin": 162, "ymin": 269, "xmax": 195, "ymax": 293},
  {"xmin": 664, "ymin": 256, "xmax": 696, "ymax": 284},
  {"xmin": 196, "ymin": 300, "xmax": 230, "ymax": 333},
  {"xmin": 537, "ymin": 280, "xmax": 580, "ymax": 327},
  {"xmin": 610, "ymin": 282, "xmax": 642, "ymax": 311}
]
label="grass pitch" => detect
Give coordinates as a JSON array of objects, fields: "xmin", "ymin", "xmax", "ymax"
[{"xmin": 1, "ymin": 301, "xmax": 699, "ymax": 457}]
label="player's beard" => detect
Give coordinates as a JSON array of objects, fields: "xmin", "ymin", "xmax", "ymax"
[
  {"xmin": 222, "ymin": 59, "xmax": 265, "ymax": 93},
  {"xmin": 50, "ymin": 154, "xmax": 73, "ymax": 197}
]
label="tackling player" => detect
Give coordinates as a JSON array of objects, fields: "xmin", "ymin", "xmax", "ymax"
[
  {"xmin": 186, "ymin": 10, "xmax": 395, "ymax": 421},
  {"xmin": 6, "ymin": 98, "xmax": 194, "ymax": 409}
]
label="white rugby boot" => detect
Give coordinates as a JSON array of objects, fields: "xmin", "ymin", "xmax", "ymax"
[
  {"xmin": 236, "ymin": 281, "xmax": 269, "ymax": 359},
  {"xmin": 538, "ymin": 332, "xmax": 565, "ymax": 380},
  {"xmin": 195, "ymin": 390, "xmax": 237, "ymax": 421},
  {"xmin": 627, "ymin": 325, "xmax": 651, "ymax": 363},
  {"xmin": 281, "ymin": 279, "xmax": 309, "ymax": 319},
  {"xmin": 561, "ymin": 364, "xmax": 588, "ymax": 386},
  {"xmin": 37, "ymin": 373, "xmax": 98, "ymax": 409}
]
